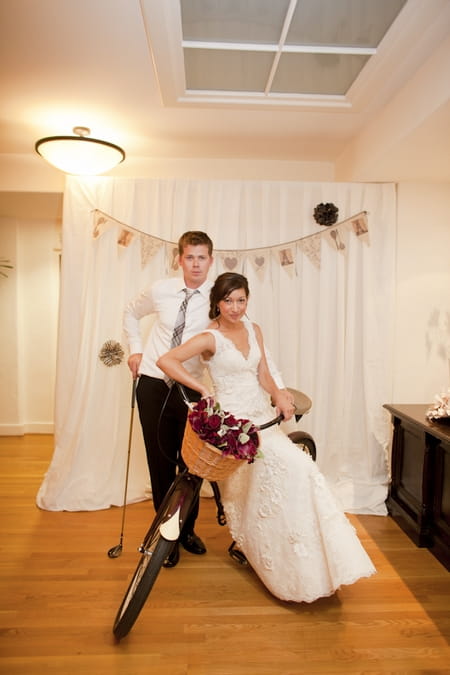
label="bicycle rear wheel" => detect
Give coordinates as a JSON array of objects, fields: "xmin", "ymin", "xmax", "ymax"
[
  {"xmin": 113, "ymin": 532, "xmax": 173, "ymax": 640},
  {"xmin": 288, "ymin": 431, "xmax": 317, "ymax": 461}
]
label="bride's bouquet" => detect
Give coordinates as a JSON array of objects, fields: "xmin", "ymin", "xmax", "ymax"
[
  {"xmin": 189, "ymin": 397, "xmax": 261, "ymax": 462},
  {"xmin": 182, "ymin": 397, "xmax": 261, "ymax": 480}
]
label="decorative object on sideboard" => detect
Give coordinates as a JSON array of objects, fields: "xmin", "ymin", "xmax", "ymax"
[{"xmin": 426, "ymin": 388, "xmax": 450, "ymax": 423}]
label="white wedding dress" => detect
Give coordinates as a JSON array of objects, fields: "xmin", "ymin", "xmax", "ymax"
[{"xmin": 202, "ymin": 322, "xmax": 376, "ymax": 602}]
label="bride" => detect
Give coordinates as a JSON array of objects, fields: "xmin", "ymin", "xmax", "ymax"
[{"xmin": 157, "ymin": 272, "xmax": 375, "ymax": 602}]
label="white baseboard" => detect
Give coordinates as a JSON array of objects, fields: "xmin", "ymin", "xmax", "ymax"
[{"xmin": 0, "ymin": 423, "xmax": 54, "ymax": 436}]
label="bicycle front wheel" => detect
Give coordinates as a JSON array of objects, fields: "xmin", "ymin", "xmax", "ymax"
[{"xmin": 113, "ymin": 533, "xmax": 173, "ymax": 641}]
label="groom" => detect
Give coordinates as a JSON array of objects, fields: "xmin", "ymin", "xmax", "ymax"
[{"xmin": 124, "ymin": 231, "xmax": 215, "ymax": 567}]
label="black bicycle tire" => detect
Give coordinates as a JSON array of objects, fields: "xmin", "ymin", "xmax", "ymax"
[
  {"xmin": 297, "ymin": 436, "xmax": 316, "ymax": 461},
  {"xmin": 113, "ymin": 534, "xmax": 173, "ymax": 640},
  {"xmin": 288, "ymin": 431, "xmax": 317, "ymax": 461}
]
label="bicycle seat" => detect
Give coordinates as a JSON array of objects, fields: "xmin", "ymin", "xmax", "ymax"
[{"xmin": 286, "ymin": 388, "xmax": 312, "ymax": 416}]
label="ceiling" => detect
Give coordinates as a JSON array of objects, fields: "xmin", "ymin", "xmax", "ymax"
[{"xmin": 1, "ymin": 0, "xmax": 449, "ymax": 185}]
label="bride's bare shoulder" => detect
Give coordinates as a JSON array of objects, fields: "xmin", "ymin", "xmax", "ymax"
[{"xmin": 249, "ymin": 321, "xmax": 262, "ymax": 335}]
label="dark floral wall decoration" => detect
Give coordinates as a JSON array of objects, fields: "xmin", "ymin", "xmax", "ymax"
[{"xmin": 313, "ymin": 203, "xmax": 339, "ymax": 227}]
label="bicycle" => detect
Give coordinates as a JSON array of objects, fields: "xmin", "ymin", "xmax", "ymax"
[{"xmin": 112, "ymin": 385, "xmax": 316, "ymax": 641}]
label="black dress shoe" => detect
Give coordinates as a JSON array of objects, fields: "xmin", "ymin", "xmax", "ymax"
[
  {"xmin": 163, "ymin": 542, "xmax": 179, "ymax": 568},
  {"xmin": 180, "ymin": 531, "xmax": 207, "ymax": 555}
]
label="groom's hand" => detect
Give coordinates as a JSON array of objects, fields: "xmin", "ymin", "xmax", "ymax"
[{"xmin": 128, "ymin": 353, "xmax": 142, "ymax": 379}]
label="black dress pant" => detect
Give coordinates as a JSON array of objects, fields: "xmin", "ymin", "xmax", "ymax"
[{"xmin": 136, "ymin": 375, "xmax": 201, "ymax": 534}]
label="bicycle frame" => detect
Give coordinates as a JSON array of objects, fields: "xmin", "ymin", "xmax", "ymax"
[{"xmin": 148, "ymin": 471, "xmax": 202, "ymax": 546}]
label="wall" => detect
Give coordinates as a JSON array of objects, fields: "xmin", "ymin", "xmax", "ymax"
[
  {"xmin": 0, "ymin": 196, "xmax": 61, "ymax": 434},
  {"xmin": 392, "ymin": 182, "xmax": 450, "ymax": 403},
  {"xmin": 334, "ymin": 33, "xmax": 450, "ymax": 184},
  {"xmin": 0, "ymin": 155, "xmax": 335, "ymax": 193},
  {"xmin": 0, "ymin": 218, "xmax": 20, "ymax": 431}
]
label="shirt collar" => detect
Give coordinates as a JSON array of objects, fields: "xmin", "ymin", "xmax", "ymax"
[{"xmin": 181, "ymin": 278, "xmax": 212, "ymax": 299}]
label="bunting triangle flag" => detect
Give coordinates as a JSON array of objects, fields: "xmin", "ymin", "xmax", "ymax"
[
  {"xmin": 140, "ymin": 234, "xmax": 163, "ymax": 268},
  {"xmin": 298, "ymin": 234, "xmax": 321, "ymax": 268},
  {"xmin": 249, "ymin": 251, "xmax": 267, "ymax": 274}
]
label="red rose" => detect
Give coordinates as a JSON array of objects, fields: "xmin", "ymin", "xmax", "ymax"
[{"xmin": 206, "ymin": 413, "xmax": 222, "ymax": 431}]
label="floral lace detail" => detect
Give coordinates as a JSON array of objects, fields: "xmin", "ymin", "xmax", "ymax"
[
  {"xmin": 255, "ymin": 442, "xmax": 287, "ymax": 518},
  {"xmin": 288, "ymin": 531, "xmax": 311, "ymax": 559}
]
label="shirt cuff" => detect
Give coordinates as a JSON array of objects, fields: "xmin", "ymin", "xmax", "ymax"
[{"xmin": 128, "ymin": 341, "xmax": 143, "ymax": 355}]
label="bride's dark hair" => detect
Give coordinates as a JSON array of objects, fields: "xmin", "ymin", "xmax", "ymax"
[{"xmin": 209, "ymin": 272, "xmax": 249, "ymax": 319}]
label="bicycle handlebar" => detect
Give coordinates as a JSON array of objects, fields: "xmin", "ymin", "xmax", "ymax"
[{"xmin": 258, "ymin": 414, "xmax": 284, "ymax": 430}]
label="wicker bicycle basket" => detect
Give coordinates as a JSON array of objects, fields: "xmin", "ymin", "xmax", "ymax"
[{"xmin": 181, "ymin": 419, "xmax": 243, "ymax": 481}]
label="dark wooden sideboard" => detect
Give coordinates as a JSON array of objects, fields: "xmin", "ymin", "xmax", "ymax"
[{"xmin": 384, "ymin": 403, "xmax": 450, "ymax": 571}]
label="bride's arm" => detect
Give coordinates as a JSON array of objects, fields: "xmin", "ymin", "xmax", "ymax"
[
  {"xmin": 253, "ymin": 324, "xmax": 295, "ymax": 421},
  {"xmin": 157, "ymin": 332, "xmax": 216, "ymax": 398}
]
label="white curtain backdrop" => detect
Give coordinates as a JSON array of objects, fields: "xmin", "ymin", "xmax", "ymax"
[{"xmin": 37, "ymin": 177, "xmax": 396, "ymax": 515}]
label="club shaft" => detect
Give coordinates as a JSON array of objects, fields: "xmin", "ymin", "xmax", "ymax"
[{"xmin": 117, "ymin": 378, "xmax": 138, "ymax": 545}]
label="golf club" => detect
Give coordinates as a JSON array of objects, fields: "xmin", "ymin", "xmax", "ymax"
[{"xmin": 108, "ymin": 377, "xmax": 137, "ymax": 558}]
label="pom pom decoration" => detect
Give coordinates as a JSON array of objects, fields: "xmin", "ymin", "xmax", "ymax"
[
  {"xmin": 313, "ymin": 202, "xmax": 339, "ymax": 227},
  {"xmin": 99, "ymin": 340, "xmax": 125, "ymax": 367}
]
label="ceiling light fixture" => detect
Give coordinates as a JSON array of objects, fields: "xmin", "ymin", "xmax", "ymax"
[{"xmin": 35, "ymin": 126, "xmax": 125, "ymax": 175}]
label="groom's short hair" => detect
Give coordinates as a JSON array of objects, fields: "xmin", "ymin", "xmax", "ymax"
[{"xmin": 178, "ymin": 231, "xmax": 213, "ymax": 256}]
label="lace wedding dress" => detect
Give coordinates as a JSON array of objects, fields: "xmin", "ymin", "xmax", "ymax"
[{"xmin": 203, "ymin": 322, "xmax": 376, "ymax": 602}]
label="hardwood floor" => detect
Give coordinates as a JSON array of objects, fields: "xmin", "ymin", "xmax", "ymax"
[{"xmin": 1, "ymin": 434, "xmax": 449, "ymax": 674}]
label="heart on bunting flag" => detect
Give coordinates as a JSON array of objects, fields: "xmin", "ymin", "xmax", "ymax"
[{"xmin": 224, "ymin": 257, "xmax": 238, "ymax": 270}]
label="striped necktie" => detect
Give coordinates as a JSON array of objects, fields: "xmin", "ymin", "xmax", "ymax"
[
  {"xmin": 170, "ymin": 288, "xmax": 198, "ymax": 348},
  {"xmin": 165, "ymin": 288, "xmax": 198, "ymax": 385}
]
